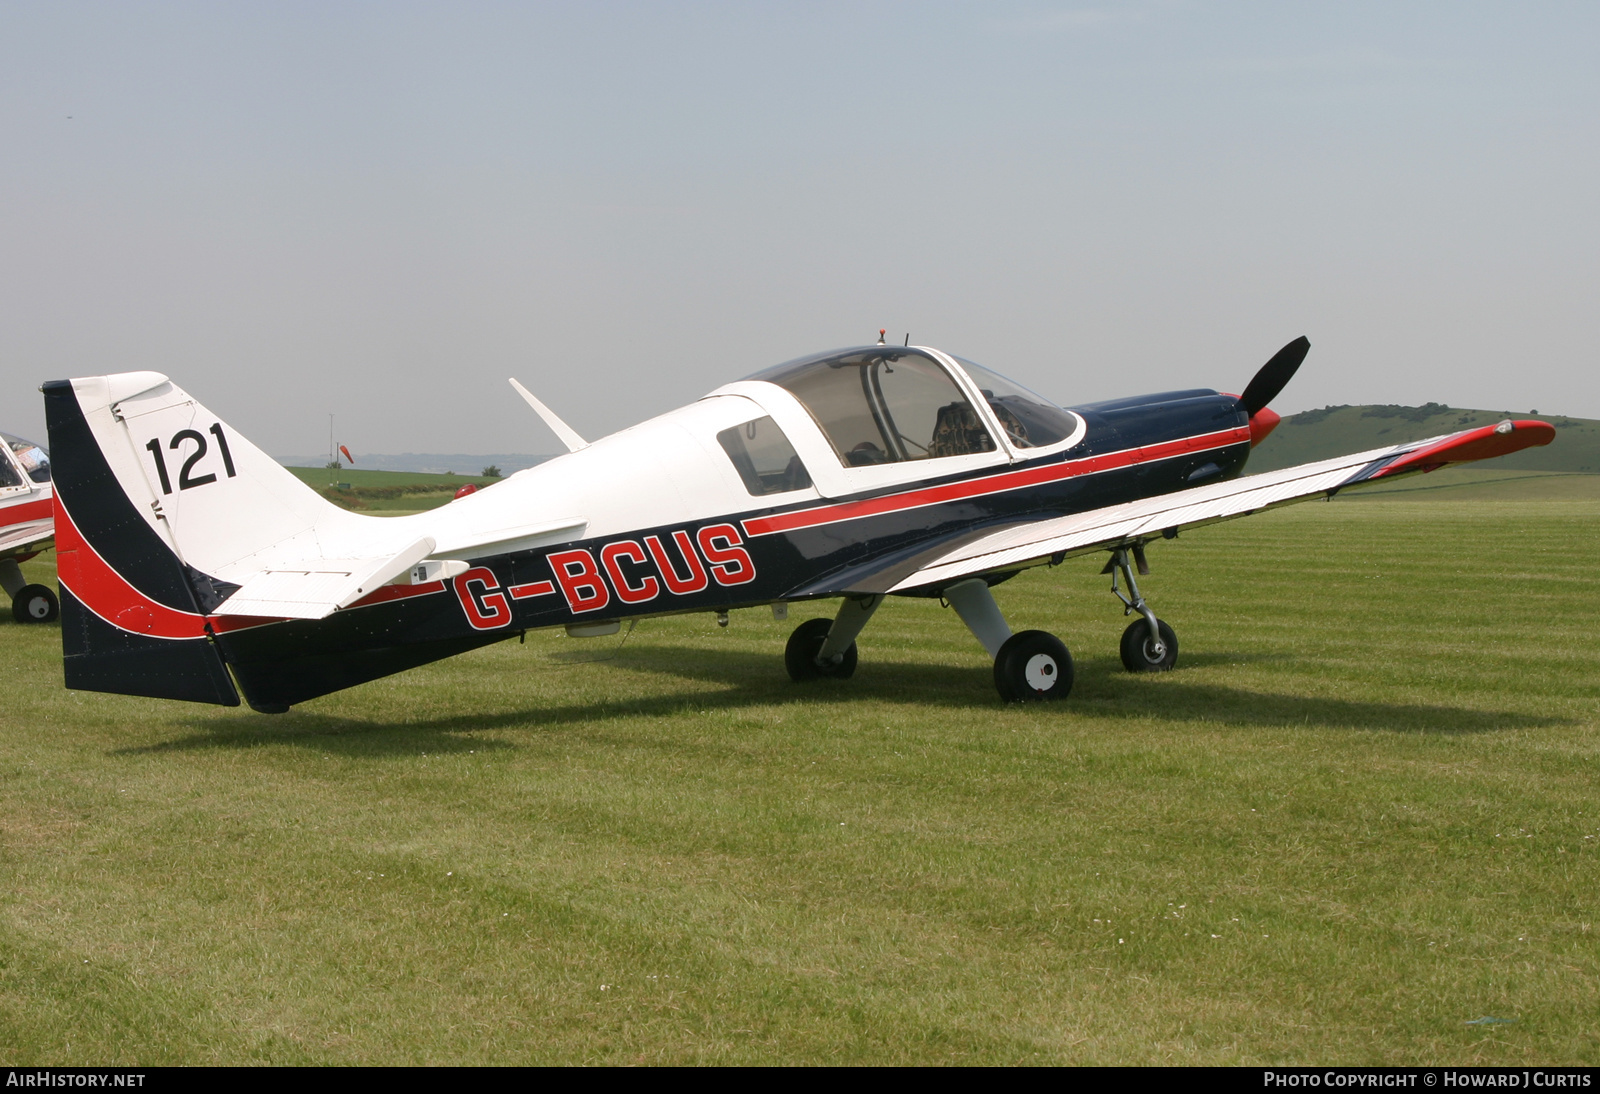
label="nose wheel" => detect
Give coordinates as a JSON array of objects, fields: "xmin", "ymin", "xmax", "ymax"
[
  {"xmin": 1107, "ymin": 545, "xmax": 1179, "ymax": 673},
  {"xmin": 1120, "ymin": 617, "xmax": 1177, "ymax": 672}
]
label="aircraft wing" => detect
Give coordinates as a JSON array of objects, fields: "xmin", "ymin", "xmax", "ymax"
[
  {"xmin": 880, "ymin": 418, "xmax": 1556, "ymax": 595},
  {"xmin": 0, "ymin": 517, "xmax": 54, "ymax": 560}
]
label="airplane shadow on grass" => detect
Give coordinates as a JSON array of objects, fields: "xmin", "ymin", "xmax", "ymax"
[{"xmin": 123, "ymin": 642, "xmax": 1569, "ymax": 759}]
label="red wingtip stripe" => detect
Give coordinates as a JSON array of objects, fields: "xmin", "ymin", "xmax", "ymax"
[{"xmin": 1372, "ymin": 420, "xmax": 1557, "ymax": 480}]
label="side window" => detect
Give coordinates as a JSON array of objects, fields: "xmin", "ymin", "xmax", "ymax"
[
  {"xmin": 1, "ymin": 434, "xmax": 49, "ymax": 484},
  {"xmin": 747, "ymin": 349, "xmax": 994, "ymax": 468},
  {"xmin": 0, "ymin": 452, "xmax": 21, "ymax": 491},
  {"xmin": 717, "ymin": 417, "xmax": 812, "ymax": 496}
]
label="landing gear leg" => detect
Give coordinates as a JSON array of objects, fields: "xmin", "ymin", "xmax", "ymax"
[
  {"xmin": 1108, "ymin": 546, "xmax": 1178, "ymax": 672},
  {"xmin": 945, "ymin": 577, "xmax": 1072, "ymax": 702},
  {"xmin": 785, "ymin": 594, "xmax": 882, "ymax": 681}
]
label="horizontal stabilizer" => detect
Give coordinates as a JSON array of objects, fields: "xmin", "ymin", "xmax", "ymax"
[{"xmin": 214, "ymin": 537, "xmax": 437, "ymax": 619}]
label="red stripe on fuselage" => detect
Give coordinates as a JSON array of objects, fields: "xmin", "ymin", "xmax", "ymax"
[
  {"xmin": 208, "ymin": 581, "xmax": 444, "ymax": 633},
  {"xmin": 345, "ymin": 580, "xmax": 446, "ymax": 608},
  {"xmin": 1, "ymin": 496, "xmax": 54, "ymax": 529},
  {"xmin": 740, "ymin": 426, "xmax": 1251, "ymax": 537}
]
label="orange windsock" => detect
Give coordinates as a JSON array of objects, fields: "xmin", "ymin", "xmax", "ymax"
[{"xmin": 339, "ymin": 445, "xmax": 354, "ymax": 466}]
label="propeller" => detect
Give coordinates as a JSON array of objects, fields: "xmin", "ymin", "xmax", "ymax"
[{"xmin": 1239, "ymin": 336, "xmax": 1310, "ymax": 416}]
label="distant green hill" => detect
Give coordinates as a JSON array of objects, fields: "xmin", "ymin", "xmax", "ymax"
[{"xmin": 1248, "ymin": 404, "xmax": 1600, "ymax": 474}]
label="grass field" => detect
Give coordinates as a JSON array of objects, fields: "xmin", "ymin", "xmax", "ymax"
[
  {"xmin": 1334, "ymin": 468, "xmax": 1600, "ymax": 503},
  {"xmin": 2, "ymin": 487, "xmax": 1597, "ymax": 1064},
  {"xmin": 283, "ymin": 466, "xmax": 504, "ymax": 512}
]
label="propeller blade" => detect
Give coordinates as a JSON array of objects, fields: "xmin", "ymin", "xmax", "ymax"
[{"xmin": 1240, "ymin": 336, "xmax": 1310, "ymax": 416}]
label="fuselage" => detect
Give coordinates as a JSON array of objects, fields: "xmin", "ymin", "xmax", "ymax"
[
  {"xmin": 45, "ymin": 345, "xmax": 1254, "ymax": 710},
  {"xmin": 211, "ymin": 347, "xmax": 1252, "ymax": 706}
]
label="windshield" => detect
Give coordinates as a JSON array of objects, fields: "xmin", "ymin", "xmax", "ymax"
[
  {"xmin": 1, "ymin": 433, "xmax": 49, "ymax": 484},
  {"xmin": 950, "ymin": 358, "xmax": 1079, "ymax": 449},
  {"xmin": 748, "ymin": 348, "xmax": 994, "ymax": 467}
]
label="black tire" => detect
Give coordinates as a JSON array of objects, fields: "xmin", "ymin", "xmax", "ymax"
[
  {"xmin": 993, "ymin": 629, "xmax": 1073, "ymax": 702},
  {"xmin": 784, "ymin": 617, "xmax": 858, "ymax": 682},
  {"xmin": 12, "ymin": 583, "xmax": 59, "ymax": 624},
  {"xmin": 1120, "ymin": 617, "xmax": 1178, "ymax": 672}
]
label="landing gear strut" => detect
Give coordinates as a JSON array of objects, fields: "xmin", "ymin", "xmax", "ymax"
[
  {"xmin": 1107, "ymin": 545, "xmax": 1178, "ymax": 672},
  {"xmin": 946, "ymin": 577, "xmax": 1072, "ymax": 701}
]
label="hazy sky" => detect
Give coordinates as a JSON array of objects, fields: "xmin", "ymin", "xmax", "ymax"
[{"xmin": 3, "ymin": 2, "xmax": 1596, "ymax": 458}]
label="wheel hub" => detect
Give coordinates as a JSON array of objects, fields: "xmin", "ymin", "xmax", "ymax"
[{"xmin": 1023, "ymin": 653, "xmax": 1058, "ymax": 691}]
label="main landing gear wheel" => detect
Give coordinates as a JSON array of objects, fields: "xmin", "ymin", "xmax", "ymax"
[
  {"xmin": 12, "ymin": 584, "xmax": 59, "ymax": 624},
  {"xmin": 1120, "ymin": 618, "xmax": 1178, "ymax": 672},
  {"xmin": 993, "ymin": 630, "xmax": 1073, "ymax": 702},
  {"xmin": 784, "ymin": 617, "xmax": 858, "ymax": 682}
]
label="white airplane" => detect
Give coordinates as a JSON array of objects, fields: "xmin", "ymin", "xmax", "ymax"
[
  {"xmin": 0, "ymin": 430, "xmax": 57, "ymax": 623},
  {"xmin": 41, "ymin": 338, "xmax": 1552, "ymax": 713}
]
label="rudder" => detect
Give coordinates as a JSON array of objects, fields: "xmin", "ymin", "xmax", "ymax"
[{"xmin": 43, "ymin": 375, "xmax": 240, "ymax": 706}]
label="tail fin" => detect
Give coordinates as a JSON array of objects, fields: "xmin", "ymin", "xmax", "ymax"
[
  {"xmin": 44, "ymin": 374, "xmax": 241, "ymax": 705},
  {"xmin": 42, "ymin": 371, "xmax": 391, "ymax": 708}
]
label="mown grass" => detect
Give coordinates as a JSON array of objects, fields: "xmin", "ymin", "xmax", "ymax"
[
  {"xmin": 284, "ymin": 466, "xmax": 504, "ymax": 512},
  {"xmin": 283, "ymin": 467, "xmax": 503, "ymax": 490},
  {"xmin": 1, "ymin": 495, "xmax": 1596, "ymax": 1065}
]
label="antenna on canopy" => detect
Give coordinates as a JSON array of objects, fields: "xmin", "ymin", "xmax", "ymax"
[
  {"xmin": 877, "ymin": 329, "xmax": 886, "ymax": 345},
  {"xmin": 904, "ymin": 333, "xmax": 909, "ymax": 346}
]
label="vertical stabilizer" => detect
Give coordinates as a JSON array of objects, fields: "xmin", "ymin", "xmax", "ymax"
[{"xmin": 43, "ymin": 377, "xmax": 240, "ymax": 706}]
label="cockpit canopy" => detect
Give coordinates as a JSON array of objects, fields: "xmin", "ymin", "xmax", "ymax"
[
  {"xmin": 948, "ymin": 357, "xmax": 1080, "ymax": 450},
  {"xmin": 748, "ymin": 348, "xmax": 989, "ymax": 467},
  {"xmin": 0, "ymin": 432, "xmax": 49, "ymax": 487},
  {"xmin": 744, "ymin": 347, "xmax": 1079, "ymax": 468}
]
